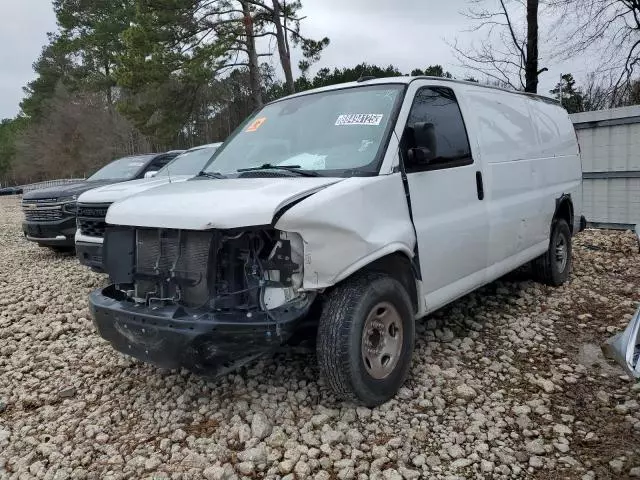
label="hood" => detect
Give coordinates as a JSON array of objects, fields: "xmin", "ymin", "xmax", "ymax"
[
  {"xmin": 107, "ymin": 177, "xmax": 343, "ymax": 229},
  {"xmin": 22, "ymin": 180, "xmax": 116, "ymax": 201},
  {"xmin": 77, "ymin": 175, "xmax": 191, "ymax": 204}
]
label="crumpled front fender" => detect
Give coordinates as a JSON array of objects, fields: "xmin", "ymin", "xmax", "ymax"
[{"xmin": 275, "ymin": 175, "xmax": 416, "ymax": 290}]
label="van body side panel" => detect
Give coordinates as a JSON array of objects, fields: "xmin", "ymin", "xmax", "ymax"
[
  {"xmin": 464, "ymin": 90, "xmax": 545, "ymax": 265},
  {"xmin": 464, "ymin": 91, "xmax": 582, "ymax": 274},
  {"xmin": 406, "ymin": 164, "xmax": 490, "ymax": 295},
  {"xmin": 528, "ymin": 100, "xmax": 583, "ymax": 233},
  {"xmin": 275, "ymin": 175, "xmax": 417, "ymax": 291},
  {"xmin": 424, "ymin": 240, "xmax": 548, "ymax": 314}
]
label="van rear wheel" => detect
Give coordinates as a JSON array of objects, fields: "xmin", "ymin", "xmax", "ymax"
[
  {"xmin": 532, "ymin": 218, "xmax": 572, "ymax": 286},
  {"xmin": 316, "ymin": 273, "xmax": 415, "ymax": 406}
]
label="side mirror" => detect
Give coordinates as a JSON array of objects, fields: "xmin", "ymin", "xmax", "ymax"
[
  {"xmin": 408, "ymin": 147, "xmax": 436, "ymax": 165},
  {"xmin": 405, "ymin": 122, "xmax": 437, "ymax": 166},
  {"xmin": 144, "ymin": 171, "xmax": 158, "ymax": 179}
]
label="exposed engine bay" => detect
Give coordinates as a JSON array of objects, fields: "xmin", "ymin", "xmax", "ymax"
[{"xmin": 104, "ymin": 227, "xmax": 309, "ymax": 314}]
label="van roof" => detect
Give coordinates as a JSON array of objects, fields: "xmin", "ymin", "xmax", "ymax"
[{"xmin": 274, "ymin": 76, "xmax": 560, "ymax": 105}]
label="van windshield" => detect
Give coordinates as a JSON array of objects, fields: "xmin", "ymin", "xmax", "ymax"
[{"xmin": 203, "ymin": 84, "xmax": 404, "ymax": 176}]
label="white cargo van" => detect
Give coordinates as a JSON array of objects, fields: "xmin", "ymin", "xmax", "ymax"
[
  {"xmin": 88, "ymin": 77, "xmax": 583, "ymax": 406},
  {"xmin": 75, "ymin": 143, "xmax": 221, "ymax": 270}
]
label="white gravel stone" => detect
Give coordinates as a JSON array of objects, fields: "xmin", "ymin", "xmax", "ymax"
[
  {"xmin": 237, "ymin": 446, "xmax": 267, "ymax": 464},
  {"xmin": 454, "ymin": 384, "xmax": 477, "ymax": 401},
  {"xmin": 447, "ymin": 444, "xmax": 465, "ymax": 459},
  {"xmin": 609, "ymin": 459, "xmax": 624, "ymax": 473},
  {"xmin": 320, "ymin": 429, "xmax": 344, "ymax": 445},
  {"xmin": 250, "ymin": 412, "xmax": 272, "ymax": 440},
  {"xmin": 425, "ymin": 455, "xmax": 441, "ymax": 467},
  {"xmin": 529, "ymin": 456, "xmax": 544, "ymax": 468},
  {"xmin": 481, "ymin": 460, "xmax": 494, "ymax": 473},
  {"xmin": 0, "ymin": 198, "xmax": 638, "ymax": 479},
  {"xmin": 237, "ymin": 461, "xmax": 254, "ymax": 475},
  {"xmin": 205, "ymin": 464, "xmax": 236, "ymax": 480},
  {"xmin": 525, "ymin": 439, "xmax": 546, "ymax": 455}
]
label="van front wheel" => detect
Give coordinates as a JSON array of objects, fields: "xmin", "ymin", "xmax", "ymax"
[
  {"xmin": 532, "ymin": 218, "xmax": 572, "ymax": 286},
  {"xmin": 316, "ymin": 273, "xmax": 415, "ymax": 407}
]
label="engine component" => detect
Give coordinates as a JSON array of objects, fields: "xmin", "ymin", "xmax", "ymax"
[{"xmin": 106, "ymin": 227, "xmax": 305, "ymax": 313}]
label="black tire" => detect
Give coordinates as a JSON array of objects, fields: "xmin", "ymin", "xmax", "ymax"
[
  {"xmin": 316, "ymin": 273, "xmax": 415, "ymax": 406},
  {"xmin": 532, "ymin": 218, "xmax": 572, "ymax": 286}
]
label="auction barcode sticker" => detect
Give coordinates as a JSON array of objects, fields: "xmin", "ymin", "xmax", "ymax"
[{"xmin": 335, "ymin": 114, "xmax": 384, "ymax": 126}]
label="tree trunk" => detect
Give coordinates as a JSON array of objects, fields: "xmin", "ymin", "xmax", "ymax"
[
  {"xmin": 241, "ymin": 0, "xmax": 263, "ymax": 109},
  {"xmin": 525, "ymin": 0, "xmax": 539, "ymax": 93},
  {"xmin": 104, "ymin": 61, "xmax": 114, "ymax": 109},
  {"xmin": 271, "ymin": 0, "xmax": 295, "ymax": 94}
]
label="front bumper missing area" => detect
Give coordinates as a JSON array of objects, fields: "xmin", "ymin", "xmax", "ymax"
[
  {"xmin": 89, "ymin": 285, "xmax": 307, "ymax": 374},
  {"xmin": 603, "ymin": 306, "xmax": 640, "ymax": 378},
  {"xmin": 76, "ymin": 241, "xmax": 104, "ymax": 271}
]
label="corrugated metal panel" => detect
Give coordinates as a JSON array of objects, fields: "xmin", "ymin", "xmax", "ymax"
[
  {"xmin": 583, "ymin": 178, "xmax": 640, "ymax": 225},
  {"xmin": 577, "ymin": 123, "xmax": 640, "ymax": 172},
  {"xmin": 571, "ymin": 107, "xmax": 640, "ymax": 229}
]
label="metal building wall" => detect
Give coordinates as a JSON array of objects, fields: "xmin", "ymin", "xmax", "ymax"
[{"xmin": 571, "ymin": 106, "xmax": 640, "ymax": 230}]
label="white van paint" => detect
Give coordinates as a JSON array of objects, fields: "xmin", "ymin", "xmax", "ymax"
[
  {"xmin": 107, "ymin": 78, "xmax": 581, "ymax": 314},
  {"xmin": 276, "ymin": 79, "xmax": 582, "ymax": 314},
  {"xmin": 93, "ymin": 77, "xmax": 582, "ymax": 405}
]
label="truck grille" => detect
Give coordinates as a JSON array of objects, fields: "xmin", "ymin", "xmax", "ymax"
[
  {"xmin": 26, "ymin": 198, "xmax": 59, "ymax": 204},
  {"xmin": 77, "ymin": 203, "xmax": 111, "ymax": 238},
  {"xmin": 23, "ymin": 209, "xmax": 64, "ymax": 221}
]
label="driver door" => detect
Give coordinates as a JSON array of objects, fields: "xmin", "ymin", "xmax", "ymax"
[{"xmin": 402, "ymin": 86, "xmax": 489, "ymax": 312}]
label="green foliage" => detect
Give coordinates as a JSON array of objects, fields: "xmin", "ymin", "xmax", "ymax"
[
  {"xmin": 296, "ymin": 63, "xmax": 403, "ymax": 92},
  {"xmin": 0, "ymin": 118, "xmax": 27, "ymax": 182},
  {"xmin": 550, "ymin": 73, "xmax": 584, "ymax": 113},
  {"xmin": 115, "ymin": 0, "xmax": 232, "ymax": 146},
  {"xmin": 53, "ymin": 0, "xmax": 136, "ymax": 100},
  {"xmin": 411, "ymin": 65, "xmax": 453, "ymax": 78},
  {"xmin": 20, "ymin": 39, "xmax": 82, "ymax": 120}
]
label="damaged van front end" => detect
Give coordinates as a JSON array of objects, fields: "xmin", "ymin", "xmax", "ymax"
[
  {"xmin": 88, "ymin": 173, "xmax": 418, "ymax": 375},
  {"xmin": 89, "ymin": 225, "xmax": 312, "ymax": 374}
]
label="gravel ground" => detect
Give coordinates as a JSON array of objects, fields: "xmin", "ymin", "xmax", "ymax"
[{"xmin": 1, "ymin": 195, "xmax": 640, "ymax": 480}]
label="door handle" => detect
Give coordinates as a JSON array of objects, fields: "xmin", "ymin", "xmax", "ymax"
[{"xmin": 476, "ymin": 171, "xmax": 485, "ymax": 201}]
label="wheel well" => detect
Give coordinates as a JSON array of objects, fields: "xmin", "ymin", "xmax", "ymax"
[
  {"xmin": 359, "ymin": 252, "xmax": 419, "ymax": 314},
  {"xmin": 555, "ymin": 195, "xmax": 574, "ymax": 233}
]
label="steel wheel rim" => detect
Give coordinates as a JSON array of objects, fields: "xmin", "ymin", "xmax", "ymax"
[
  {"xmin": 361, "ymin": 301, "xmax": 404, "ymax": 380},
  {"xmin": 555, "ymin": 233, "xmax": 568, "ymax": 272}
]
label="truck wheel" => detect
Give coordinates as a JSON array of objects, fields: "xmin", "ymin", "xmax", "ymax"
[
  {"xmin": 532, "ymin": 218, "xmax": 572, "ymax": 286},
  {"xmin": 316, "ymin": 273, "xmax": 415, "ymax": 406}
]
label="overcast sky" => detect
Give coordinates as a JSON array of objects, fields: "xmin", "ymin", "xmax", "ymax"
[{"xmin": 0, "ymin": 0, "xmax": 593, "ymax": 119}]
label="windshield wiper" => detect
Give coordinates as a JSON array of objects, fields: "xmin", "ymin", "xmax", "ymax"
[
  {"xmin": 196, "ymin": 170, "xmax": 227, "ymax": 179},
  {"xmin": 237, "ymin": 164, "xmax": 322, "ymax": 177}
]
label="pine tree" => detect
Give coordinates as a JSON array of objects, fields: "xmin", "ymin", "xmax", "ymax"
[{"xmin": 550, "ymin": 74, "xmax": 585, "ymax": 113}]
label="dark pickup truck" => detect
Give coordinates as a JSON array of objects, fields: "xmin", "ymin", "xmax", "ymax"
[{"xmin": 21, "ymin": 152, "xmax": 182, "ymax": 250}]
